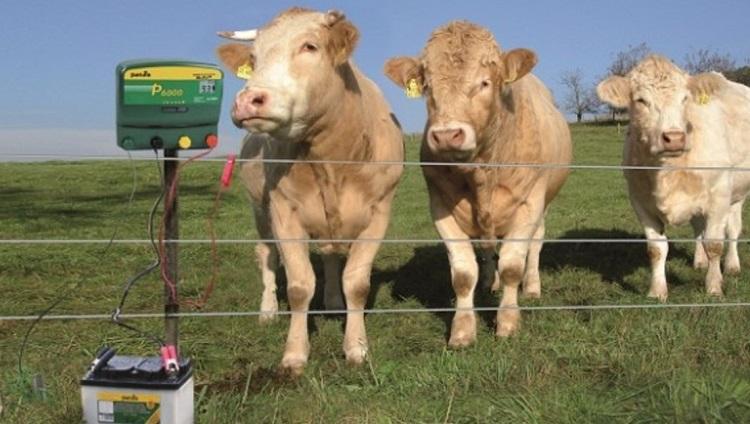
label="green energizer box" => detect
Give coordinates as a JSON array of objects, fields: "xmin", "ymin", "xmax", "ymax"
[{"xmin": 117, "ymin": 60, "xmax": 224, "ymax": 150}]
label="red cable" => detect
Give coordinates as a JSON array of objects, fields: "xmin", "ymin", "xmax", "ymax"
[{"xmin": 158, "ymin": 148, "xmax": 215, "ymax": 304}]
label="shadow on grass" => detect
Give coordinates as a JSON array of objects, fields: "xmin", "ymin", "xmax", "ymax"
[
  {"xmin": 542, "ymin": 228, "xmax": 695, "ymax": 292},
  {"xmin": 0, "ymin": 183, "xmax": 215, "ymax": 224}
]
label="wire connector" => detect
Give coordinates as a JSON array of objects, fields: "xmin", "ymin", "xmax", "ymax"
[
  {"xmin": 160, "ymin": 344, "xmax": 180, "ymax": 375},
  {"xmin": 221, "ymin": 154, "xmax": 237, "ymax": 188}
]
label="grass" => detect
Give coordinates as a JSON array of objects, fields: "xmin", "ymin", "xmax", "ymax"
[{"xmin": 1, "ymin": 124, "xmax": 750, "ymax": 422}]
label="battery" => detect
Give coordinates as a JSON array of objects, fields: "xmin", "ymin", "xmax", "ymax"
[{"xmin": 81, "ymin": 355, "xmax": 193, "ymax": 424}]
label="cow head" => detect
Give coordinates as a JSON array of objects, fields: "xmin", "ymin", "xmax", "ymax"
[
  {"xmin": 384, "ymin": 21, "xmax": 536, "ymax": 161},
  {"xmin": 217, "ymin": 8, "xmax": 359, "ymax": 140},
  {"xmin": 597, "ymin": 55, "xmax": 726, "ymax": 158}
]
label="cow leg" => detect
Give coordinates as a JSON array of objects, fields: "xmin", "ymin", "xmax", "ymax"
[
  {"xmin": 631, "ymin": 202, "xmax": 669, "ymax": 301},
  {"xmin": 703, "ymin": 213, "xmax": 726, "ymax": 296},
  {"xmin": 254, "ymin": 206, "xmax": 279, "ymax": 323},
  {"xmin": 522, "ymin": 221, "xmax": 545, "ymax": 299},
  {"xmin": 691, "ymin": 216, "xmax": 708, "ymax": 270},
  {"xmin": 724, "ymin": 200, "xmax": 744, "ymax": 275},
  {"xmin": 644, "ymin": 224, "xmax": 669, "ymax": 301},
  {"xmin": 495, "ymin": 227, "xmax": 534, "ymax": 338},
  {"xmin": 322, "ymin": 254, "xmax": 345, "ymax": 311},
  {"xmin": 341, "ymin": 208, "xmax": 390, "ymax": 364},
  {"xmin": 429, "ymin": 191, "xmax": 478, "ymax": 348},
  {"xmin": 269, "ymin": 204, "xmax": 315, "ymax": 376}
]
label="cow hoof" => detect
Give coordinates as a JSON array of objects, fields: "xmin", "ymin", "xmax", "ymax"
[
  {"xmin": 724, "ymin": 263, "xmax": 741, "ymax": 276},
  {"xmin": 647, "ymin": 290, "xmax": 668, "ymax": 303},
  {"xmin": 707, "ymin": 287, "xmax": 724, "ymax": 297},
  {"xmin": 280, "ymin": 354, "xmax": 307, "ymax": 377},
  {"xmin": 495, "ymin": 309, "xmax": 520, "ymax": 338},
  {"xmin": 523, "ymin": 290, "xmax": 541, "ymax": 299},
  {"xmin": 448, "ymin": 332, "xmax": 476, "ymax": 348},
  {"xmin": 495, "ymin": 322, "xmax": 519, "ymax": 338},
  {"xmin": 344, "ymin": 345, "xmax": 368, "ymax": 365}
]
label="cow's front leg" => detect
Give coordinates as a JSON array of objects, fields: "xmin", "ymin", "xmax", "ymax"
[
  {"xmin": 270, "ymin": 203, "xmax": 315, "ymax": 376},
  {"xmin": 341, "ymin": 206, "xmax": 391, "ymax": 364},
  {"xmin": 632, "ymin": 203, "xmax": 669, "ymax": 301},
  {"xmin": 431, "ymin": 199, "xmax": 479, "ymax": 348},
  {"xmin": 724, "ymin": 200, "xmax": 744, "ymax": 275}
]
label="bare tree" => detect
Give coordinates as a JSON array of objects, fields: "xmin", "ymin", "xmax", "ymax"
[
  {"xmin": 602, "ymin": 43, "xmax": 651, "ymax": 121},
  {"xmin": 561, "ymin": 69, "xmax": 599, "ymax": 123},
  {"xmin": 684, "ymin": 48, "xmax": 736, "ymax": 74},
  {"xmin": 608, "ymin": 42, "xmax": 651, "ymax": 76}
]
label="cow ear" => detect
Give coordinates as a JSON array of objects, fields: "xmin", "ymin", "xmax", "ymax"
[
  {"xmin": 498, "ymin": 49, "xmax": 537, "ymax": 84},
  {"xmin": 383, "ymin": 56, "xmax": 423, "ymax": 89},
  {"xmin": 597, "ymin": 76, "xmax": 631, "ymax": 109},
  {"xmin": 216, "ymin": 43, "xmax": 254, "ymax": 76},
  {"xmin": 688, "ymin": 72, "xmax": 726, "ymax": 100},
  {"xmin": 325, "ymin": 10, "xmax": 359, "ymax": 65}
]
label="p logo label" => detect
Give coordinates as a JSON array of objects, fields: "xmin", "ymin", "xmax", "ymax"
[{"xmin": 151, "ymin": 83, "xmax": 163, "ymax": 96}]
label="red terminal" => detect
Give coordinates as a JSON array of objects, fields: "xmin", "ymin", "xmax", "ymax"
[
  {"xmin": 205, "ymin": 134, "xmax": 218, "ymax": 148},
  {"xmin": 221, "ymin": 154, "xmax": 237, "ymax": 188},
  {"xmin": 160, "ymin": 344, "xmax": 180, "ymax": 374}
]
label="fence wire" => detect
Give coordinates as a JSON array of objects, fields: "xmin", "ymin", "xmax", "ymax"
[
  {"xmin": 3, "ymin": 302, "xmax": 750, "ymax": 322},
  {"xmin": 3, "ymin": 152, "xmax": 750, "ymax": 322}
]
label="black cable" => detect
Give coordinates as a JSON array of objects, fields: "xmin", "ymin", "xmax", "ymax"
[
  {"xmin": 17, "ymin": 151, "xmax": 139, "ymax": 376},
  {"xmin": 110, "ymin": 148, "xmax": 165, "ymax": 348}
]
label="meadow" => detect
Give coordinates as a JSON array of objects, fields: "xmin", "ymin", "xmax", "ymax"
[{"xmin": 1, "ymin": 124, "xmax": 750, "ymax": 423}]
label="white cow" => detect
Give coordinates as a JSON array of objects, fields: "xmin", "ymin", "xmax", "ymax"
[{"xmin": 598, "ymin": 55, "xmax": 750, "ymax": 300}]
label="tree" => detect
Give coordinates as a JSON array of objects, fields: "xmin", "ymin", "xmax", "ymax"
[
  {"xmin": 725, "ymin": 66, "xmax": 750, "ymax": 87},
  {"xmin": 602, "ymin": 43, "xmax": 651, "ymax": 121},
  {"xmin": 607, "ymin": 42, "xmax": 651, "ymax": 76},
  {"xmin": 560, "ymin": 69, "xmax": 600, "ymax": 123},
  {"xmin": 684, "ymin": 48, "xmax": 736, "ymax": 74}
]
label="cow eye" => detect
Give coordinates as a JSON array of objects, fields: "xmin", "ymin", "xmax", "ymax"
[
  {"xmin": 682, "ymin": 95, "xmax": 689, "ymax": 104},
  {"xmin": 480, "ymin": 80, "xmax": 491, "ymax": 90},
  {"xmin": 301, "ymin": 42, "xmax": 318, "ymax": 53},
  {"xmin": 635, "ymin": 98, "xmax": 650, "ymax": 107}
]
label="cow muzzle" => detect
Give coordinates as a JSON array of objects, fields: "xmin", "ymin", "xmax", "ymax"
[
  {"xmin": 426, "ymin": 122, "xmax": 477, "ymax": 157},
  {"xmin": 231, "ymin": 87, "xmax": 279, "ymax": 131},
  {"xmin": 658, "ymin": 129, "xmax": 688, "ymax": 156}
]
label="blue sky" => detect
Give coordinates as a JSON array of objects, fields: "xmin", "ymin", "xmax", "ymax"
[{"xmin": 1, "ymin": 0, "xmax": 749, "ymax": 156}]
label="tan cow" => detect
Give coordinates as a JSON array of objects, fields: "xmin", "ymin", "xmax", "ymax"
[
  {"xmin": 598, "ymin": 55, "xmax": 750, "ymax": 300},
  {"xmin": 384, "ymin": 21, "xmax": 571, "ymax": 344},
  {"xmin": 216, "ymin": 8, "xmax": 403, "ymax": 375}
]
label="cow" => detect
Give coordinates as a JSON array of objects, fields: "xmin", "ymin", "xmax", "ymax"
[
  {"xmin": 597, "ymin": 55, "xmax": 750, "ymax": 300},
  {"xmin": 216, "ymin": 7, "xmax": 404, "ymax": 375},
  {"xmin": 383, "ymin": 21, "xmax": 572, "ymax": 345}
]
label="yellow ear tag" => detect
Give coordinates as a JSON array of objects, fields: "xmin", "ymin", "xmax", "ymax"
[
  {"xmin": 698, "ymin": 92, "xmax": 710, "ymax": 106},
  {"xmin": 405, "ymin": 78, "xmax": 422, "ymax": 98},
  {"xmin": 236, "ymin": 63, "xmax": 253, "ymax": 80}
]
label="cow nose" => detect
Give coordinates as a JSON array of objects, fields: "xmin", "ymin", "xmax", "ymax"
[
  {"xmin": 661, "ymin": 130, "xmax": 686, "ymax": 151},
  {"xmin": 430, "ymin": 128, "xmax": 466, "ymax": 149},
  {"xmin": 234, "ymin": 88, "xmax": 270, "ymax": 119}
]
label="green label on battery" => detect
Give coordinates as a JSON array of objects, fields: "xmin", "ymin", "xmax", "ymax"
[
  {"xmin": 97, "ymin": 392, "xmax": 160, "ymax": 423},
  {"xmin": 123, "ymin": 80, "xmax": 222, "ymax": 106}
]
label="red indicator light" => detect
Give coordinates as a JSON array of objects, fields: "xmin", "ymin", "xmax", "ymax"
[{"xmin": 205, "ymin": 134, "xmax": 218, "ymax": 148}]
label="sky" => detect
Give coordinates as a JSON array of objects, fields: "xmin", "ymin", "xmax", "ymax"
[{"xmin": 1, "ymin": 0, "xmax": 749, "ymax": 158}]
